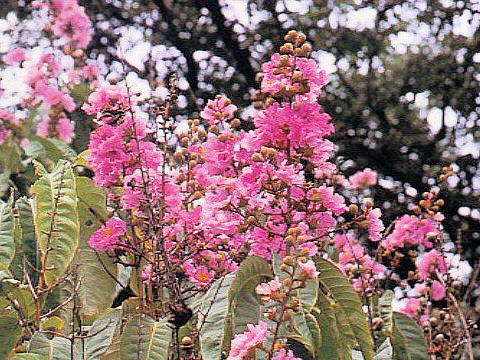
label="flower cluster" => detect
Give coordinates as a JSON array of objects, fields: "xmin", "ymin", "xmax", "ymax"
[
  {"xmin": 33, "ymin": 0, "xmax": 92, "ymax": 49},
  {"xmin": 81, "ymin": 29, "xmax": 472, "ymax": 359}
]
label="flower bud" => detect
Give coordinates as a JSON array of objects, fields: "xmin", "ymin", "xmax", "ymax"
[
  {"xmin": 349, "ymin": 204, "xmax": 359, "ymax": 213},
  {"xmin": 231, "ymin": 118, "xmax": 241, "ymax": 128},
  {"xmin": 247, "ymin": 216, "xmax": 257, "ymax": 224}
]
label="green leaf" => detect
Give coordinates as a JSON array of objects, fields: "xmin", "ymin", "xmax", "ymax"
[
  {"xmin": 14, "ymin": 197, "xmax": 38, "ymax": 277},
  {"xmin": 0, "ymin": 139, "xmax": 25, "ymax": 173},
  {"xmin": 0, "ymin": 196, "xmax": 15, "ymax": 267},
  {"xmin": 315, "ymin": 258, "xmax": 375, "ymax": 360},
  {"xmin": 40, "ymin": 316, "xmax": 65, "ymax": 331},
  {"xmin": 0, "ymin": 310, "xmax": 22, "ymax": 357},
  {"xmin": 305, "ymin": 313, "xmax": 322, "ymax": 355},
  {"xmin": 28, "ymin": 332, "xmax": 71, "ymax": 360},
  {"xmin": 379, "ymin": 291, "xmax": 394, "ymax": 337},
  {"xmin": 31, "ymin": 160, "xmax": 80, "ymax": 287},
  {"xmin": 10, "ymin": 354, "xmax": 49, "ymax": 359},
  {"xmin": 73, "ymin": 190, "xmax": 116, "ymax": 321},
  {"xmin": 75, "ymin": 150, "xmax": 91, "ymax": 168},
  {"xmin": 391, "ymin": 312, "xmax": 428, "ymax": 360},
  {"xmin": 84, "ymin": 309, "xmax": 122, "ymax": 360},
  {"xmin": 120, "ymin": 315, "xmax": 172, "ymax": 360},
  {"xmin": 312, "ymin": 302, "xmax": 343, "ymax": 360},
  {"xmin": 76, "ymin": 176, "xmax": 109, "ymax": 221},
  {"xmin": 229, "ymin": 256, "xmax": 272, "ymax": 334},
  {"xmin": 374, "ymin": 338, "xmax": 393, "ymax": 360},
  {"xmin": 0, "ymin": 170, "xmax": 10, "ymax": 197},
  {"xmin": 198, "ymin": 273, "xmax": 236, "ymax": 360}
]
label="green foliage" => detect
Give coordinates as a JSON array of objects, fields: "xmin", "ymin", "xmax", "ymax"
[
  {"xmin": 0, "ymin": 308, "xmax": 22, "ymax": 358},
  {"xmin": 31, "ymin": 160, "xmax": 80, "ymax": 286},
  {"xmin": 73, "ymin": 177, "xmax": 116, "ymax": 322},
  {"xmin": 28, "ymin": 332, "xmax": 71, "ymax": 360},
  {"xmin": 315, "ymin": 257, "xmax": 375, "ymax": 360},
  {"xmin": 198, "ymin": 274, "xmax": 235, "ymax": 360},
  {"xmin": 120, "ymin": 315, "xmax": 172, "ymax": 360},
  {"xmin": 0, "ymin": 195, "xmax": 15, "ymax": 268},
  {"xmin": 391, "ymin": 312, "xmax": 429, "ymax": 360}
]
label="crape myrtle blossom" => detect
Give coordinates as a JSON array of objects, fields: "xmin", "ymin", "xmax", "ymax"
[
  {"xmin": 32, "ymin": 0, "xmax": 93, "ymax": 49},
  {"xmin": 88, "ymin": 217, "xmax": 127, "ymax": 251},
  {"xmin": 272, "ymin": 349, "xmax": 302, "ymax": 360},
  {"xmin": 349, "ymin": 168, "xmax": 378, "ymax": 189},
  {"xmin": 227, "ymin": 321, "xmax": 269, "ymax": 360},
  {"xmin": 200, "ymin": 94, "xmax": 237, "ymax": 125}
]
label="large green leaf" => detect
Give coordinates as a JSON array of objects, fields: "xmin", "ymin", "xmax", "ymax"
[
  {"xmin": 374, "ymin": 338, "xmax": 393, "ymax": 360},
  {"xmin": 82, "ymin": 309, "xmax": 122, "ymax": 359},
  {"xmin": 0, "ymin": 196, "xmax": 15, "ymax": 267},
  {"xmin": 14, "ymin": 197, "xmax": 38, "ymax": 277},
  {"xmin": 198, "ymin": 273, "xmax": 236, "ymax": 360},
  {"xmin": 315, "ymin": 258, "xmax": 375, "ymax": 360},
  {"xmin": 0, "ymin": 139, "xmax": 25, "ymax": 173},
  {"xmin": 379, "ymin": 291, "xmax": 394, "ymax": 337},
  {"xmin": 10, "ymin": 354, "xmax": 49, "ymax": 359},
  {"xmin": 76, "ymin": 176, "xmax": 108, "ymax": 221},
  {"xmin": 73, "ymin": 188, "xmax": 116, "ymax": 321},
  {"xmin": 28, "ymin": 332, "xmax": 71, "ymax": 360},
  {"xmin": 312, "ymin": 300, "xmax": 343, "ymax": 360},
  {"xmin": 0, "ymin": 309, "xmax": 22, "ymax": 357},
  {"xmin": 31, "ymin": 161, "xmax": 80, "ymax": 286},
  {"xmin": 120, "ymin": 315, "xmax": 172, "ymax": 360},
  {"xmin": 391, "ymin": 312, "xmax": 428, "ymax": 360},
  {"xmin": 229, "ymin": 256, "xmax": 272, "ymax": 334}
]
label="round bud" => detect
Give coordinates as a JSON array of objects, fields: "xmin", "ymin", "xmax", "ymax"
[
  {"xmin": 283, "ymin": 278, "xmax": 293, "ymax": 287},
  {"xmin": 231, "ymin": 118, "xmax": 241, "ymax": 127},
  {"xmin": 452, "ymin": 280, "xmax": 462, "ymax": 290},
  {"xmin": 247, "ymin": 216, "xmax": 257, "ymax": 224},
  {"xmin": 252, "ymin": 153, "xmax": 264, "ymax": 162},
  {"xmin": 174, "ymin": 151, "xmax": 185, "ymax": 163},
  {"xmin": 181, "ymin": 337, "xmax": 193, "ymax": 345},
  {"xmin": 193, "ymin": 119, "xmax": 200, "ymax": 126},
  {"xmin": 189, "ymin": 160, "xmax": 197, "ymax": 168},
  {"xmin": 435, "ymin": 199, "xmax": 444, "ymax": 207},
  {"xmin": 208, "ymin": 125, "xmax": 219, "ymax": 134},
  {"xmin": 283, "ymin": 256, "xmax": 294, "ymax": 265},
  {"xmin": 349, "ymin": 204, "xmax": 359, "ymax": 213},
  {"xmin": 193, "ymin": 191, "xmax": 202, "ymax": 200}
]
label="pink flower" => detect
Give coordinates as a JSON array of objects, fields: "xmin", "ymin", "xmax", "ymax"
[
  {"xmin": 36, "ymin": 115, "xmax": 51, "ymax": 137},
  {"xmin": 228, "ymin": 321, "xmax": 269, "ymax": 360},
  {"xmin": 383, "ymin": 215, "xmax": 439, "ymax": 250},
  {"xmin": 261, "ymin": 53, "xmax": 327, "ymax": 100},
  {"xmin": 141, "ymin": 264, "xmax": 154, "ymax": 284},
  {"xmin": 256, "ymin": 277, "xmax": 282, "ymax": 296},
  {"xmin": 400, "ymin": 298, "xmax": 421, "ymax": 318},
  {"xmin": 4, "ymin": 48, "xmax": 27, "ymax": 65},
  {"xmin": 47, "ymin": 0, "xmax": 93, "ymax": 49},
  {"xmin": 56, "ymin": 117, "xmax": 74, "ymax": 143},
  {"xmin": 200, "ymin": 95, "xmax": 237, "ymax": 125},
  {"xmin": 431, "ymin": 280, "xmax": 446, "ymax": 301},
  {"xmin": 272, "ymin": 349, "xmax": 302, "ymax": 360},
  {"xmin": 82, "ymin": 64, "xmax": 100, "ymax": 80},
  {"xmin": 416, "ymin": 249, "xmax": 447, "ymax": 279},
  {"xmin": 299, "ymin": 260, "xmax": 318, "ymax": 279},
  {"xmin": 349, "ymin": 168, "xmax": 377, "ymax": 189},
  {"xmin": 367, "ymin": 208, "xmax": 384, "ymax": 242},
  {"xmin": 88, "ymin": 217, "xmax": 127, "ymax": 251}
]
